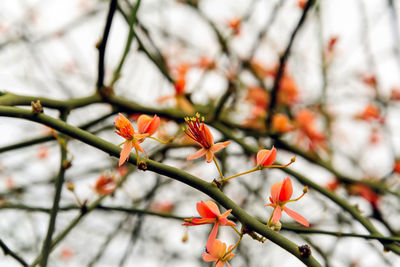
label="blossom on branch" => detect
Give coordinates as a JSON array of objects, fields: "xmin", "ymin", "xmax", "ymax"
[
  {"xmin": 184, "ymin": 200, "xmax": 236, "ymax": 251},
  {"xmin": 256, "ymin": 147, "xmax": 277, "ymax": 167},
  {"xmin": 114, "ymin": 113, "xmax": 160, "ymax": 166},
  {"xmin": 265, "ymin": 177, "xmax": 309, "ymax": 227},
  {"xmin": 203, "ymin": 239, "xmax": 236, "ymax": 267},
  {"xmin": 184, "ymin": 113, "xmax": 230, "ymax": 163},
  {"xmin": 93, "ymin": 175, "xmax": 116, "ymax": 195},
  {"xmin": 158, "ymin": 62, "xmax": 194, "ymax": 114},
  {"xmin": 272, "ymin": 113, "xmax": 294, "ymax": 133}
]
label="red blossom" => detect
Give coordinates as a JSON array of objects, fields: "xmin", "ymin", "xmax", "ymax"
[
  {"xmin": 203, "ymin": 239, "xmax": 235, "ymax": 267},
  {"xmin": 184, "ymin": 200, "xmax": 236, "ymax": 251},
  {"xmin": 256, "ymin": 147, "xmax": 277, "ymax": 167},
  {"xmin": 265, "ymin": 177, "xmax": 309, "ymax": 226},
  {"xmin": 184, "ymin": 114, "xmax": 230, "ymax": 163}
]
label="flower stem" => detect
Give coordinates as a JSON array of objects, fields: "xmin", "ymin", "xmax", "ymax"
[
  {"xmin": 222, "ymin": 166, "xmax": 259, "ymax": 182},
  {"xmin": 224, "ymin": 234, "xmax": 243, "ymax": 257},
  {"xmin": 148, "ymin": 136, "xmax": 174, "ymax": 144},
  {"xmin": 213, "ymin": 156, "xmax": 224, "ymax": 179},
  {"xmin": 231, "ymin": 225, "xmax": 242, "ymax": 236},
  {"xmin": 267, "ymin": 207, "xmax": 276, "ymax": 227},
  {"xmin": 262, "ymin": 159, "xmax": 295, "ymax": 170},
  {"xmin": 135, "ymin": 148, "xmax": 140, "ymax": 163}
]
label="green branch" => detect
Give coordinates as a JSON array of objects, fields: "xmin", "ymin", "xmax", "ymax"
[
  {"xmin": 39, "ymin": 112, "xmax": 69, "ymax": 267},
  {"xmin": 282, "ymin": 224, "xmax": 400, "ymax": 243},
  {"xmin": 0, "ymin": 92, "xmax": 101, "ymax": 111}
]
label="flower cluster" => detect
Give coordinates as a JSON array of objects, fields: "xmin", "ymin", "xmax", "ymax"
[
  {"xmin": 184, "ymin": 201, "xmax": 237, "ymax": 267},
  {"xmin": 112, "ymin": 113, "xmax": 309, "ymax": 267},
  {"xmin": 114, "ymin": 113, "xmax": 160, "ymax": 166},
  {"xmin": 184, "ymin": 201, "xmax": 236, "ymax": 250}
]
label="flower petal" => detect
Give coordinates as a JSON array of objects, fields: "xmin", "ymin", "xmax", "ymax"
[
  {"xmin": 132, "ymin": 140, "xmax": 144, "ymax": 153},
  {"xmin": 187, "ymin": 148, "xmax": 207, "ymax": 161},
  {"xmin": 256, "ymin": 147, "xmax": 277, "ymax": 166},
  {"xmin": 270, "ymin": 182, "xmax": 282, "ymax": 204},
  {"xmin": 219, "ymin": 210, "xmax": 236, "ymax": 226},
  {"xmin": 271, "ymin": 206, "xmax": 282, "ymax": 223},
  {"xmin": 115, "ymin": 113, "xmax": 135, "ymax": 139},
  {"xmin": 205, "ymin": 150, "xmax": 214, "ymax": 163},
  {"xmin": 202, "ymin": 252, "xmax": 217, "ymax": 262},
  {"xmin": 283, "ymin": 206, "xmax": 309, "ymax": 227},
  {"xmin": 206, "ymin": 223, "xmax": 219, "ymax": 252},
  {"xmin": 119, "ymin": 141, "xmax": 133, "ymax": 166},
  {"xmin": 184, "ymin": 218, "xmax": 216, "ymax": 225},
  {"xmin": 197, "ymin": 201, "xmax": 219, "ymax": 218},
  {"xmin": 209, "ymin": 239, "xmax": 226, "ymax": 259},
  {"xmin": 210, "ymin": 141, "xmax": 231, "ymax": 154},
  {"xmin": 279, "ymin": 177, "xmax": 293, "ymax": 202},
  {"xmin": 137, "ymin": 114, "xmax": 160, "ymax": 136},
  {"xmin": 202, "ymin": 124, "xmax": 214, "ymax": 146}
]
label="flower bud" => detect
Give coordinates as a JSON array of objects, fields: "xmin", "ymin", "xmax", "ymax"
[
  {"xmin": 269, "ymin": 221, "xmax": 282, "ymax": 232},
  {"xmin": 66, "ymin": 182, "xmax": 75, "ymax": 192},
  {"xmin": 303, "ymin": 186, "xmax": 308, "ymax": 194}
]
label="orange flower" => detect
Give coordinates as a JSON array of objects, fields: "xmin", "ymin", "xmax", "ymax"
[
  {"xmin": 297, "ymin": 0, "xmax": 307, "ymax": 9},
  {"xmin": 158, "ymin": 63, "xmax": 194, "ymax": 114},
  {"xmin": 327, "ymin": 36, "xmax": 339, "ymax": 53},
  {"xmin": 278, "ymin": 75, "xmax": 299, "ymax": 106},
  {"xmin": 326, "ymin": 178, "xmax": 340, "ymax": 192},
  {"xmin": 184, "ymin": 201, "xmax": 236, "ymax": 251},
  {"xmin": 391, "ymin": 87, "xmax": 400, "ymax": 100},
  {"xmin": 93, "ymin": 175, "xmax": 116, "ymax": 195},
  {"xmin": 348, "ymin": 184, "xmax": 380, "ymax": 209},
  {"xmin": 295, "ymin": 109, "xmax": 326, "ymax": 150},
  {"xmin": 394, "ymin": 160, "xmax": 400, "ymax": 175},
  {"xmin": 272, "ymin": 113, "xmax": 294, "ymax": 133},
  {"xmin": 265, "ymin": 177, "xmax": 309, "ymax": 227},
  {"xmin": 203, "ymin": 239, "xmax": 236, "ymax": 267},
  {"xmin": 196, "ymin": 56, "xmax": 216, "ymax": 70},
  {"xmin": 184, "ymin": 113, "xmax": 230, "ymax": 163},
  {"xmin": 149, "ymin": 201, "xmax": 175, "ymax": 214},
  {"xmin": 362, "ymin": 73, "xmax": 377, "ymax": 88},
  {"xmin": 227, "ymin": 17, "xmax": 242, "ymax": 35},
  {"xmin": 137, "ymin": 114, "xmax": 160, "ymax": 136},
  {"xmin": 60, "ymin": 247, "xmax": 74, "ymax": 261},
  {"xmin": 114, "ymin": 113, "xmax": 159, "ymax": 166},
  {"xmin": 246, "ymin": 86, "xmax": 269, "ymax": 116},
  {"xmin": 256, "ymin": 147, "xmax": 277, "ymax": 167},
  {"xmin": 357, "ymin": 104, "xmax": 382, "ymax": 123},
  {"xmin": 250, "ymin": 61, "xmax": 277, "ymax": 78},
  {"xmin": 37, "ymin": 146, "xmax": 49, "ymax": 159}
]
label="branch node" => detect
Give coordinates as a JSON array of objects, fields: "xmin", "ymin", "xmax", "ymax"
[
  {"xmin": 31, "ymin": 100, "xmax": 43, "ymax": 114},
  {"xmin": 138, "ymin": 161, "xmax": 147, "ymax": 171},
  {"xmin": 298, "ymin": 244, "xmax": 312, "ymax": 258}
]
